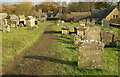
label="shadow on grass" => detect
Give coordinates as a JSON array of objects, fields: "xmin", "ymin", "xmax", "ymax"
[
  {"xmin": 23, "ymin": 56, "xmax": 77, "ymax": 66},
  {"xmin": 66, "ymin": 47, "xmax": 76, "ymax": 51},
  {"xmin": 44, "ymin": 31, "xmax": 61, "ymax": 34},
  {"xmin": 53, "ymin": 36, "xmax": 74, "ymax": 45}
]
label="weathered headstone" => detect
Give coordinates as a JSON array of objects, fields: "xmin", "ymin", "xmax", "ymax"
[
  {"xmin": 19, "ymin": 23, "xmax": 24, "ymax": 27},
  {"xmin": 101, "ymin": 31, "xmax": 118, "ymax": 47},
  {"xmin": 61, "ymin": 20, "xmax": 65, "ymax": 24},
  {"xmin": 3, "ymin": 25, "xmax": 10, "ymax": 32},
  {"xmin": 10, "ymin": 15, "xmax": 19, "ymax": 26},
  {"xmin": 86, "ymin": 27, "xmax": 101, "ymax": 41},
  {"xmin": 86, "ymin": 18, "xmax": 91, "ymax": 24},
  {"xmin": 11, "ymin": 23, "xmax": 16, "ymax": 28},
  {"xmin": 74, "ymin": 26, "xmax": 86, "ymax": 40},
  {"xmin": 102, "ymin": 19, "xmax": 109, "ymax": 29},
  {"xmin": 78, "ymin": 40, "xmax": 104, "ymax": 69},
  {"xmin": 56, "ymin": 20, "xmax": 61, "ymax": 26},
  {"xmin": 91, "ymin": 19, "xmax": 95, "ymax": 26},
  {"xmin": 74, "ymin": 35, "xmax": 81, "ymax": 47},
  {"xmin": 79, "ymin": 20, "xmax": 86, "ymax": 26},
  {"xmin": 18, "ymin": 15, "xmax": 26, "ymax": 25},
  {"xmin": 0, "ymin": 19, "xmax": 7, "ymax": 27},
  {"xmin": 61, "ymin": 25, "xmax": 69, "ymax": 36},
  {"xmin": 26, "ymin": 16, "xmax": 35, "ymax": 27},
  {"xmin": 70, "ymin": 21, "xmax": 73, "ymax": 24}
]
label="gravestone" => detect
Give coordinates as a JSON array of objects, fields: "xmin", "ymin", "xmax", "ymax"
[
  {"xmin": 56, "ymin": 20, "xmax": 61, "ymax": 26},
  {"xmin": 102, "ymin": 19, "xmax": 109, "ymax": 29},
  {"xmin": 74, "ymin": 35, "xmax": 81, "ymax": 47},
  {"xmin": 78, "ymin": 40, "xmax": 104, "ymax": 69},
  {"xmin": 79, "ymin": 20, "xmax": 86, "ymax": 26},
  {"xmin": 61, "ymin": 25, "xmax": 69, "ymax": 36},
  {"xmin": 101, "ymin": 31, "xmax": 118, "ymax": 47},
  {"xmin": 70, "ymin": 21, "xmax": 73, "ymax": 24},
  {"xmin": 86, "ymin": 27, "xmax": 101, "ymax": 41},
  {"xmin": 74, "ymin": 26, "xmax": 86, "ymax": 40},
  {"xmin": 26, "ymin": 16, "xmax": 35, "ymax": 27},
  {"xmin": 18, "ymin": 15, "xmax": 26, "ymax": 25},
  {"xmin": 11, "ymin": 23, "xmax": 16, "ymax": 28},
  {"xmin": 19, "ymin": 23, "xmax": 24, "ymax": 27},
  {"xmin": 3, "ymin": 25, "xmax": 10, "ymax": 32},
  {"xmin": 10, "ymin": 15, "xmax": 19, "ymax": 26},
  {"xmin": 1, "ymin": 19, "xmax": 7, "ymax": 27},
  {"xmin": 61, "ymin": 20, "xmax": 65, "ymax": 24},
  {"xmin": 87, "ymin": 18, "xmax": 91, "ymax": 24},
  {"xmin": 91, "ymin": 19, "xmax": 95, "ymax": 26}
]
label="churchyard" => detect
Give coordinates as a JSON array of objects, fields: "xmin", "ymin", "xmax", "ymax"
[
  {"xmin": 1, "ymin": 20, "xmax": 119, "ymax": 75},
  {"xmin": 1, "ymin": 1, "xmax": 120, "ymax": 76}
]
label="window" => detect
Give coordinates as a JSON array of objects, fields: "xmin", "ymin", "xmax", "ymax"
[{"xmin": 113, "ymin": 15, "xmax": 119, "ymax": 19}]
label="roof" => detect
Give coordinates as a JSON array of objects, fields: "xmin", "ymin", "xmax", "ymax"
[
  {"xmin": 47, "ymin": 13, "xmax": 57, "ymax": 17},
  {"xmin": 91, "ymin": 8, "xmax": 115, "ymax": 22},
  {"xmin": 70, "ymin": 12, "xmax": 91, "ymax": 21}
]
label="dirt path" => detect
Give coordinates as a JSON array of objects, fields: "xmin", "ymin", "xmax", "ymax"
[{"xmin": 5, "ymin": 25, "xmax": 57, "ymax": 75}]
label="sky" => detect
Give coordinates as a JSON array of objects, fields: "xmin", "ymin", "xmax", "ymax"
[{"xmin": 0, "ymin": 0, "xmax": 120, "ymax": 5}]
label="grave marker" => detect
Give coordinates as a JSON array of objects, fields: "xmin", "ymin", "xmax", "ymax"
[
  {"xmin": 102, "ymin": 19, "xmax": 109, "ymax": 29},
  {"xmin": 86, "ymin": 27, "xmax": 101, "ymax": 41},
  {"xmin": 101, "ymin": 31, "xmax": 118, "ymax": 47},
  {"xmin": 61, "ymin": 25, "xmax": 69, "ymax": 36},
  {"xmin": 78, "ymin": 40, "xmax": 104, "ymax": 69}
]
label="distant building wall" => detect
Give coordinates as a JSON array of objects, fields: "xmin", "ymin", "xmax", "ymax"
[{"xmin": 106, "ymin": 8, "xmax": 120, "ymax": 21}]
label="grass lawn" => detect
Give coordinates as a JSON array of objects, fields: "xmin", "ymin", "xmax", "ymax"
[
  {"xmin": 2, "ymin": 21, "xmax": 52, "ymax": 66},
  {"xmin": 47, "ymin": 21, "xmax": 119, "ymax": 75}
]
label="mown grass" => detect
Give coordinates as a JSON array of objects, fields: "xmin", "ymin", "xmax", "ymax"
[
  {"xmin": 48, "ymin": 21, "xmax": 119, "ymax": 75},
  {"xmin": 2, "ymin": 21, "xmax": 52, "ymax": 66}
]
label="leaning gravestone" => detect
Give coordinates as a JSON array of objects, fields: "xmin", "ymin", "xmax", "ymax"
[
  {"xmin": 101, "ymin": 31, "xmax": 118, "ymax": 47},
  {"xmin": 78, "ymin": 40, "xmax": 104, "ymax": 69},
  {"xmin": 102, "ymin": 19, "xmax": 109, "ymax": 29},
  {"xmin": 86, "ymin": 27, "xmax": 101, "ymax": 41}
]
